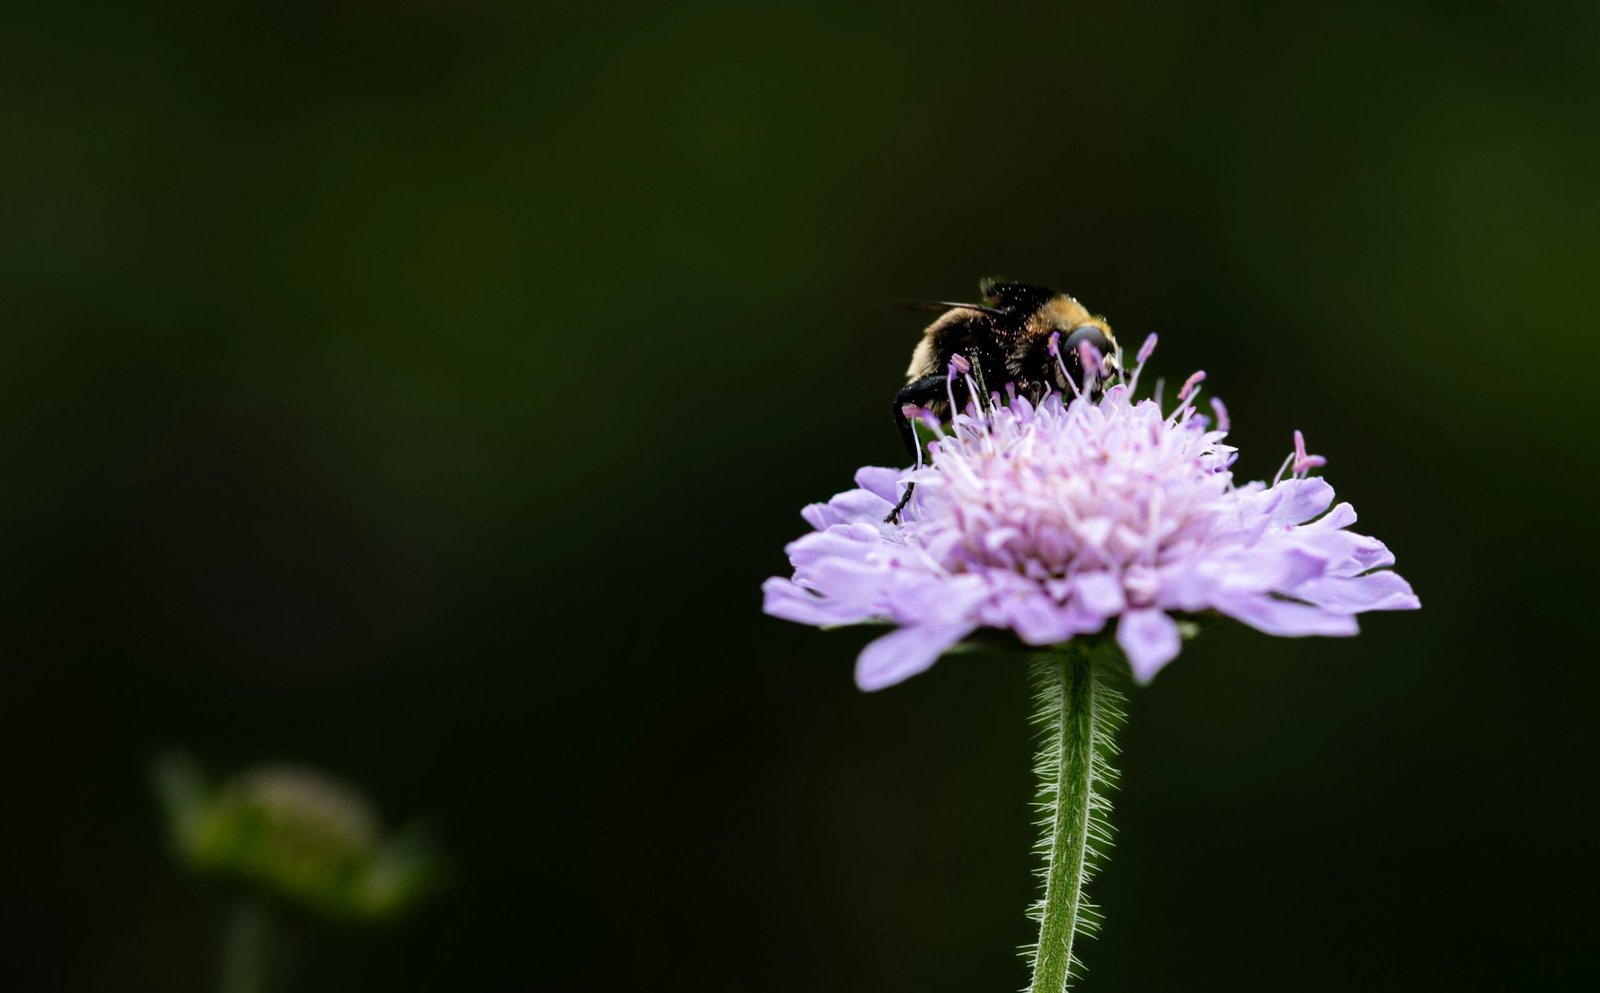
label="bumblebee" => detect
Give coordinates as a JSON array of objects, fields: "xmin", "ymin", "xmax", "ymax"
[{"xmin": 886, "ymin": 279, "xmax": 1119, "ymax": 520}]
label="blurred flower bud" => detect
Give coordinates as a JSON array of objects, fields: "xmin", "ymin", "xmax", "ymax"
[{"xmin": 152, "ymin": 752, "xmax": 443, "ymax": 924}]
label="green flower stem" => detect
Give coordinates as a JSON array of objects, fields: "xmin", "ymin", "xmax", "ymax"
[
  {"xmin": 1028, "ymin": 643, "xmax": 1124, "ymax": 993},
  {"xmin": 219, "ymin": 899, "xmax": 278, "ymax": 993}
]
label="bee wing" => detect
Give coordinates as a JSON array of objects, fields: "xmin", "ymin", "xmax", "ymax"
[{"xmin": 882, "ymin": 300, "xmax": 1003, "ymax": 316}]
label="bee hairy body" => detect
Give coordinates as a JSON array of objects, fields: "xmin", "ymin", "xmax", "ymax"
[
  {"xmin": 885, "ymin": 278, "xmax": 1119, "ymax": 522},
  {"xmin": 905, "ymin": 291, "xmax": 1099, "ymax": 398}
]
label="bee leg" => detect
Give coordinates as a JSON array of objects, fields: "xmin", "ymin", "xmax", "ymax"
[
  {"xmin": 893, "ymin": 375, "xmax": 949, "ymax": 458},
  {"xmin": 887, "ymin": 374, "xmax": 948, "ymax": 523},
  {"xmin": 887, "ymin": 484, "xmax": 916, "ymax": 524}
]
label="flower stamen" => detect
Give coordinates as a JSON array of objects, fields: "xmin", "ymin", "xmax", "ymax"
[
  {"xmin": 902, "ymin": 403, "xmax": 927, "ymax": 469},
  {"xmin": 1271, "ymin": 451, "xmax": 1295, "ymax": 487},
  {"xmin": 1292, "ymin": 429, "xmax": 1327, "ymax": 478},
  {"xmin": 1049, "ymin": 332, "xmax": 1082, "ymax": 400},
  {"xmin": 947, "ymin": 355, "xmax": 969, "ymax": 416},
  {"xmin": 1209, "ymin": 396, "xmax": 1230, "ymax": 432},
  {"xmin": 1076, "ymin": 339, "xmax": 1102, "ymax": 396},
  {"xmin": 1128, "ymin": 333, "xmax": 1158, "ymax": 394}
]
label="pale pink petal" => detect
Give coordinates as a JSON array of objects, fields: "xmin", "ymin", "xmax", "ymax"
[
  {"xmin": 1290, "ymin": 530, "xmax": 1396, "ymax": 577},
  {"xmin": 1265, "ymin": 478, "xmax": 1336, "ymax": 526},
  {"xmin": 889, "ymin": 574, "xmax": 989, "ymax": 622},
  {"xmin": 802, "ymin": 492, "xmax": 890, "ymax": 529},
  {"xmin": 800, "ymin": 502, "xmax": 832, "ymax": 531},
  {"xmin": 1294, "ymin": 572, "xmax": 1420, "ymax": 613},
  {"xmin": 826, "ymin": 488, "xmax": 894, "ymax": 524},
  {"xmin": 1072, "ymin": 571, "xmax": 1125, "ymax": 616},
  {"xmin": 785, "ymin": 528, "xmax": 885, "ymax": 569},
  {"xmin": 854, "ymin": 466, "xmax": 905, "ymax": 503},
  {"xmin": 761, "ymin": 578, "xmax": 876, "ymax": 627},
  {"xmin": 1302, "ymin": 501, "xmax": 1357, "ymax": 531},
  {"xmin": 1218, "ymin": 596, "xmax": 1360, "ymax": 637},
  {"xmin": 1009, "ymin": 595, "xmax": 1082, "ymax": 645},
  {"xmin": 1117, "ymin": 609, "xmax": 1181, "ymax": 683},
  {"xmin": 855, "ymin": 623, "xmax": 976, "ymax": 691}
]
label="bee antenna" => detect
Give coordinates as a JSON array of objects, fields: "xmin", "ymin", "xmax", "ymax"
[{"xmin": 882, "ymin": 300, "xmax": 1005, "ymax": 317}]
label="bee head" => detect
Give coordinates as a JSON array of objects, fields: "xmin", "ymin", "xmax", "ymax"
[{"xmin": 1064, "ymin": 322, "xmax": 1119, "ymax": 376}]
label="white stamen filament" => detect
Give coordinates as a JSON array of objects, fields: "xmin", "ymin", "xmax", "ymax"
[{"xmin": 1271, "ymin": 451, "xmax": 1295, "ymax": 487}]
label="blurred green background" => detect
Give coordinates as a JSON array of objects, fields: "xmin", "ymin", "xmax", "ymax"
[{"xmin": 4, "ymin": 2, "xmax": 1597, "ymax": 990}]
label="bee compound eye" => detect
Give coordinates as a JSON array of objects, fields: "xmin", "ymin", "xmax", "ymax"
[{"xmin": 1062, "ymin": 325, "xmax": 1111, "ymax": 356}]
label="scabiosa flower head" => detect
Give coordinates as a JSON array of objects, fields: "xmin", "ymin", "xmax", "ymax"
[{"xmin": 763, "ymin": 337, "xmax": 1418, "ymax": 690}]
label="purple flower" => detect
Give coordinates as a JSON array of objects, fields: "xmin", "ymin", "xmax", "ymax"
[{"xmin": 763, "ymin": 341, "xmax": 1419, "ymax": 690}]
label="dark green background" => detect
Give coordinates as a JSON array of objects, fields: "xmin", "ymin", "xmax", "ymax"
[{"xmin": 4, "ymin": 2, "xmax": 1596, "ymax": 990}]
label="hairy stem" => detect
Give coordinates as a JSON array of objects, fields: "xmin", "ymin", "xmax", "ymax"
[
  {"xmin": 219, "ymin": 900, "xmax": 276, "ymax": 993},
  {"xmin": 1027, "ymin": 644, "xmax": 1124, "ymax": 993}
]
